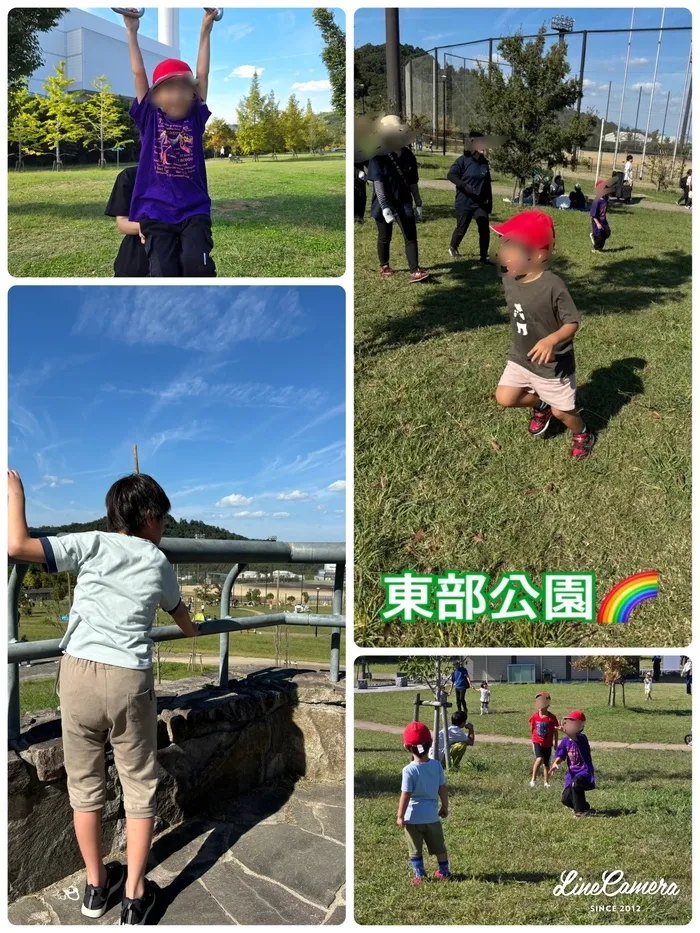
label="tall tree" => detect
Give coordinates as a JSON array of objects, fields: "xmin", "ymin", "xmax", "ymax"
[
  {"xmin": 304, "ymin": 100, "xmax": 331, "ymax": 154},
  {"xmin": 81, "ymin": 75, "xmax": 133, "ymax": 166},
  {"xmin": 236, "ymin": 71, "xmax": 267, "ymax": 160},
  {"xmin": 312, "ymin": 8, "xmax": 345, "ymax": 116},
  {"xmin": 8, "ymin": 84, "xmax": 43, "ymax": 169},
  {"xmin": 203, "ymin": 117, "xmax": 237, "ymax": 156},
  {"xmin": 36, "ymin": 61, "xmax": 87, "ymax": 168},
  {"xmin": 281, "ymin": 94, "xmax": 306, "ymax": 157},
  {"xmin": 262, "ymin": 91, "xmax": 284, "ymax": 158},
  {"xmin": 8, "ymin": 8, "xmax": 68, "ymax": 89},
  {"xmin": 474, "ymin": 28, "xmax": 595, "ymax": 188}
]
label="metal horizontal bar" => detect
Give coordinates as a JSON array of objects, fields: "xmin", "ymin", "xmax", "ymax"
[
  {"xmin": 7, "ymin": 613, "xmax": 345, "ymax": 663},
  {"xmin": 8, "ymin": 537, "xmax": 345, "ymax": 567},
  {"xmin": 435, "ymin": 26, "xmax": 690, "ymax": 53}
]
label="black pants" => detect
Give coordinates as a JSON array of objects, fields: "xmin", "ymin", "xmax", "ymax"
[
  {"xmin": 354, "ymin": 179, "xmax": 367, "ymax": 222},
  {"xmin": 592, "ymin": 226, "xmax": 611, "ymax": 251},
  {"xmin": 450, "ymin": 208, "xmax": 490, "ymax": 258},
  {"xmin": 455, "ymin": 688, "xmax": 468, "ymax": 714},
  {"xmin": 140, "ymin": 215, "xmax": 216, "ymax": 277},
  {"xmin": 375, "ymin": 205, "xmax": 419, "ymax": 273},
  {"xmin": 686, "ymin": 676, "xmax": 692, "ymax": 696},
  {"xmin": 561, "ymin": 777, "xmax": 593, "ymax": 814}
]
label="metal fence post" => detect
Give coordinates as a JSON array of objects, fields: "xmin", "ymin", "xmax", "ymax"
[
  {"xmin": 329, "ymin": 562, "xmax": 345, "ymax": 682},
  {"xmin": 218, "ymin": 563, "xmax": 246, "ymax": 688},
  {"xmin": 8, "ymin": 564, "xmax": 28, "ymax": 746}
]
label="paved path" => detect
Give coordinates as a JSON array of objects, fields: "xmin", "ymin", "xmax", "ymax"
[
  {"xmin": 420, "ymin": 178, "xmax": 688, "ymax": 212},
  {"xmin": 355, "ymin": 720, "xmax": 689, "ymax": 752},
  {"xmin": 8, "ymin": 782, "xmax": 345, "ymax": 926}
]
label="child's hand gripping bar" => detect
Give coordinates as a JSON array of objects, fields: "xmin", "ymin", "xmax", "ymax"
[
  {"xmin": 112, "ymin": 7, "xmax": 145, "ymax": 17},
  {"xmin": 206, "ymin": 8, "xmax": 224, "ymax": 20}
]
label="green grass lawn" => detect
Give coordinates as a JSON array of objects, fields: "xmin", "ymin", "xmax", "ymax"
[
  {"xmin": 8, "ymin": 155, "xmax": 345, "ymax": 277},
  {"xmin": 355, "ymin": 183, "xmax": 691, "ymax": 648},
  {"xmin": 354, "ymin": 729, "xmax": 691, "ymax": 924},
  {"xmin": 355, "ymin": 682, "xmax": 691, "ymax": 745}
]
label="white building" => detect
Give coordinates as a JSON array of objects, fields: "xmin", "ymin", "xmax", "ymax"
[{"xmin": 29, "ymin": 8, "xmax": 179, "ymax": 98}]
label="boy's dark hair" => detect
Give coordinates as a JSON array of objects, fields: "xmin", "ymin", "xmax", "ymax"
[
  {"xmin": 451, "ymin": 711, "xmax": 468, "ymax": 727},
  {"xmin": 481, "ymin": 680, "xmax": 488, "ymax": 688},
  {"xmin": 405, "ymin": 743, "xmax": 428, "ymax": 756},
  {"xmin": 106, "ymin": 473, "xmax": 171, "ymax": 534}
]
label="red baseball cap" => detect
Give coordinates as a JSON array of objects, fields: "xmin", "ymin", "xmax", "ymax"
[
  {"xmin": 403, "ymin": 721, "xmax": 432, "ymax": 749},
  {"xmin": 563, "ymin": 710, "xmax": 586, "ymax": 721},
  {"xmin": 490, "ymin": 210, "xmax": 555, "ymax": 251},
  {"xmin": 151, "ymin": 58, "xmax": 195, "ymax": 90}
]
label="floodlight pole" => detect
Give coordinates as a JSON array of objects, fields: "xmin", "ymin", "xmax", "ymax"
[
  {"xmin": 679, "ymin": 77, "xmax": 692, "ymax": 154},
  {"xmin": 671, "ymin": 44, "xmax": 691, "ymax": 176},
  {"xmin": 613, "ymin": 8, "xmax": 635, "ymax": 173},
  {"xmin": 595, "ymin": 81, "xmax": 613, "ymax": 183},
  {"xmin": 573, "ymin": 30, "xmax": 588, "ymax": 167},
  {"xmin": 441, "ymin": 73, "xmax": 447, "ymax": 155},
  {"xmin": 660, "ymin": 90, "xmax": 671, "ymax": 143},
  {"xmin": 639, "ymin": 8, "xmax": 666, "ymax": 180},
  {"xmin": 385, "ymin": 9, "xmax": 402, "ymax": 117}
]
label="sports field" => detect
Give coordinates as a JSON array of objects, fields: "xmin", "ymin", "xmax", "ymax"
[
  {"xmin": 354, "ymin": 683, "xmax": 691, "ymax": 925},
  {"xmin": 354, "ymin": 160, "xmax": 691, "ymax": 648},
  {"xmin": 8, "ymin": 155, "xmax": 345, "ymax": 277}
]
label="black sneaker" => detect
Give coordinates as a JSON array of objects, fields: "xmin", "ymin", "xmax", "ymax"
[
  {"xmin": 82, "ymin": 861, "xmax": 125, "ymax": 919},
  {"xmin": 120, "ymin": 878, "xmax": 157, "ymax": 925}
]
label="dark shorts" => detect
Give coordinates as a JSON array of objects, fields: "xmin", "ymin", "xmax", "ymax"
[{"xmin": 533, "ymin": 743, "xmax": 552, "ymax": 765}]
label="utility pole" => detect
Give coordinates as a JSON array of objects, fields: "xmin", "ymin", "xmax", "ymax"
[
  {"xmin": 385, "ymin": 9, "xmax": 402, "ymax": 117},
  {"xmin": 133, "ymin": 444, "xmax": 139, "ymax": 474}
]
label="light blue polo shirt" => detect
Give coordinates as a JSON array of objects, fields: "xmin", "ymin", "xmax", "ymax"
[
  {"xmin": 401, "ymin": 759, "xmax": 445, "ymax": 824},
  {"xmin": 40, "ymin": 531, "xmax": 181, "ymax": 670}
]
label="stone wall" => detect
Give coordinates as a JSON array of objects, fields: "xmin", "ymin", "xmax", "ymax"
[{"xmin": 8, "ymin": 669, "xmax": 345, "ymax": 900}]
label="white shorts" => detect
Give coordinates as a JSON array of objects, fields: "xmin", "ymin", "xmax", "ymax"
[{"xmin": 499, "ymin": 360, "xmax": 577, "ymax": 411}]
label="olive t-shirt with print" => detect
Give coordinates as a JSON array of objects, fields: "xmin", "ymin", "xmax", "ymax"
[{"xmin": 502, "ymin": 271, "xmax": 581, "ymax": 378}]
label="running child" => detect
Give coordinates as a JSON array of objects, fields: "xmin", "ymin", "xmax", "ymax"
[
  {"xmin": 550, "ymin": 710, "xmax": 596, "ymax": 817},
  {"xmin": 590, "ymin": 179, "xmax": 615, "ymax": 251},
  {"xmin": 479, "ymin": 681, "xmax": 491, "ymax": 715},
  {"xmin": 104, "ymin": 165, "xmax": 149, "ymax": 277},
  {"xmin": 397, "ymin": 722, "xmax": 451, "ymax": 883},
  {"xmin": 528, "ymin": 691, "xmax": 559, "ymax": 787},
  {"xmin": 492, "ymin": 210, "xmax": 596, "ymax": 458},
  {"xmin": 122, "ymin": 8, "xmax": 219, "ymax": 276},
  {"xmin": 7, "ymin": 469, "xmax": 199, "ymax": 924}
]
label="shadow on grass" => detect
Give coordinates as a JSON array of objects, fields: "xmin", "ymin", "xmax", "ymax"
[
  {"xmin": 600, "ymin": 771, "xmax": 690, "ymax": 783},
  {"xmin": 358, "ymin": 249, "xmax": 691, "ymax": 357},
  {"xmin": 591, "ymin": 807, "xmax": 638, "ymax": 817},
  {"xmin": 577, "ymin": 357, "xmax": 647, "ymax": 432},
  {"xmin": 467, "ymin": 871, "xmax": 561, "ymax": 884},
  {"xmin": 625, "ymin": 706, "xmax": 692, "ymax": 717}
]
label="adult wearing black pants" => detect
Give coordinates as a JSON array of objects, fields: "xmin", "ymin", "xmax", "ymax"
[
  {"xmin": 450, "ymin": 660, "xmax": 472, "ymax": 715},
  {"xmin": 367, "ymin": 115, "xmax": 430, "ymax": 283},
  {"xmin": 682, "ymin": 658, "xmax": 692, "ymax": 695},
  {"xmin": 447, "ymin": 132, "xmax": 503, "ymax": 263}
]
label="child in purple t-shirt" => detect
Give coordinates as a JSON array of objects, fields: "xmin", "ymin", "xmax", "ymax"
[
  {"xmin": 122, "ymin": 8, "xmax": 219, "ymax": 277},
  {"xmin": 550, "ymin": 710, "xmax": 596, "ymax": 817},
  {"xmin": 589, "ymin": 179, "xmax": 614, "ymax": 252}
]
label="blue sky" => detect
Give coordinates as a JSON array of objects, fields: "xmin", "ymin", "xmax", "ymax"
[
  {"xmin": 9, "ymin": 287, "xmax": 346, "ymax": 542},
  {"xmin": 86, "ymin": 7, "xmax": 345, "ymax": 119},
  {"xmin": 356, "ymin": 7, "xmax": 692, "ymax": 133}
]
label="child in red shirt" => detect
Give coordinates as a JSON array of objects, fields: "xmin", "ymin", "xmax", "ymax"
[{"xmin": 528, "ymin": 691, "xmax": 559, "ymax": 788}]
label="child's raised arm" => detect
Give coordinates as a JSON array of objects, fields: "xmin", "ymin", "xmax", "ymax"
[
  {"xmin": 195, "ymin": 9, "xmax": 218, "ymax": 101},
  {"xmin": 122, "ymin": 11, "xmax": 149, "ymax": 102},
  {"xmin": 7, "ymin": 470, "xmax": 46, "ymax": 564}
]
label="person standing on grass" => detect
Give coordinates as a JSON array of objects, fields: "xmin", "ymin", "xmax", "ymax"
[
  {"xmin": 366, "ymin": 115, "xmax": 430, "ymax": 283},
  {"xmin": 121, "ymin": 8, "xmax": 219, "ymax": 277},
  {"xmin": 104, "ymin": 165, "xmax": 149, "ymax": 277},
  {"xmin": 682, "ymin": 657, "xmax": 692, "ymax": 695},
  {"xmin": 550, "ymin": 711, "xmax": 596, "ymax": 817},
  {"xmin": 491, "ymin": 210, "xmax": 596, "ymax": 459},
  {"xmin": 447, "ymin": 132, "xmax": 500, "ymax": 263},
  {"xmin": 644, "ymin": 670, "xmax": 654, "ymax": 700},
  {"xmin": 449, "ymin": 659, "xmax": 472, "ymax": 714},
  {"xmin": 623, "ymin": 154, "xmax": 634, "ymax": 203},
  {"xmin": 354, "ymin": 160, "xmax": 368, "ymax": 224},
  {"xmin": 479, "ymin": 681, "xmax": 491, "ymax": 715},
  {"xmin": 590, "ymin": 179, "xmax": 614, "ymax": 251},
  {"xmin": 7, "ymin": 469, "xmax": 199, "ymax": 925},
  {"xmin": 397, "ymin": 722, "xmax": 451, "ymax": 883},
  {"xmin": 529, "ymin": 691, "xmax": 559, "ymax": 788}
]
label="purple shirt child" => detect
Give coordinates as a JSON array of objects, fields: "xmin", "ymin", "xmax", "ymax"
[
  {"xmin": 589, "ymin": 195, "xmax": 609, "ymax": 230},
  {"xmin": 128, "ymin": 97, "xmax": 211, "ymax": 225},
  {"xmin": 554, "ymin": 733, "xmax": 596, "ymax": 788}
]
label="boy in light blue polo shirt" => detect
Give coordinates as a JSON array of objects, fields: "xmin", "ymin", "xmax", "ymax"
[{"xmin": 8, "ymin": 469, "xmax": 199, "ymax": 924}]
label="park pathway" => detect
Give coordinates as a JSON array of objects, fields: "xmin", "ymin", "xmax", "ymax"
[
  {"xmin": 420, "ymin": 178, "xmax": 687, "ymax": 212},
  {"xmin": 355, "ymin": 720, "xmax": 689, "ymax": 752},
  {"xmin": 8, "ymin": 783, "xmax": 345, "ymax": 926}
]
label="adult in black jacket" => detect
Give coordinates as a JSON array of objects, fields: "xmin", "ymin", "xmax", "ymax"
[
  {"xmin": 447, "ymin": 132, "xmax": 502, "ymax": 263},
  {"xmin": 354, "ymin": 161, "xmax": 368, "ymax": 223}
]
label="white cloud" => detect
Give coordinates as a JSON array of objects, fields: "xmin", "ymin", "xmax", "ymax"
[
  {"xmin": 272, "ymin": 511, "xmax": 290, "ymax": 518},
  {"xmin": 277, "ymin": 489, "xmax": 312, "ymax": 501},
  {"xmin": 632, "ymin": 81, "xmax": 662, "ymax": 93},
  {"xmin": 290, "ymin": 79, "xmax": 331, "ymax": 93},
  {"xmin": 315, "ymin": 505, "xmax": 327, "ymax": 512},
  {"xmin": 149, "ymin": 421, "xmax": 208, "ymax": 454},
  {"xmin": 630, "ymin": 57, "xmax": 649, "ymax": 66},
  {"xmin": 327, "ymin": 480, "xmax": 346, "ymax": 493},
  {"xmin": 226, "ymin": 23, "xmax": 254, "ymax": 41},
  {"xmin": 234, "ymin": 510, "xmax": 267, "ymax": 518},
  {"xmin": 32, "ymin": 474, "xmax": 74, "ymax": 491},
  {"xmin": 216, "ymin": 493, "xmax": 254, "ymax": 508},
  {"xmin": 228, "ymin": 65, "xmax": 264, "ymax": 79}
]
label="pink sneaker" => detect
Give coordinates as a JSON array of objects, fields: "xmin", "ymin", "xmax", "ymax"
[
  {"xmin": 411, "ymin": 875, "xmax": 425, "ymax": 885},
  {"xmin": 571, "ymin": 429, "xmax": 596, "ymax": 459},
  {"xmin": 434, "ymin": 870, "xmax": 452, "ymax": 880},
  {"xmin": 528, "ymin": 404, "xmax": 552, "ymax": 437}
]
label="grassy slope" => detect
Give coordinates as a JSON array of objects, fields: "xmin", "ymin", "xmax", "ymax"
[
  {"xmin": 8, "ymin": 156, "xmax": 345, "ymax": 277},
  {"xmin": 355, "ymin": 182, "xmax": 691, "ymax": 648},
  {"xmin": 354, "ymin": 729, "xmax": 691, "ymax": 924},
  {"xmin": 354, "ymin": 682, "xmax": 692, "ymax": 745}
]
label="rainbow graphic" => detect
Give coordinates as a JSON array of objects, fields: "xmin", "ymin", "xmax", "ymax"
[{"xmin": 596, "ymin": 571, "xmax": 659, "ymax": 624}]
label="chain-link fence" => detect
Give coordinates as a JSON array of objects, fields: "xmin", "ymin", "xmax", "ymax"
[{"xmin": 404, "ymin": 24, "xmax": 692, "ymax": 179}]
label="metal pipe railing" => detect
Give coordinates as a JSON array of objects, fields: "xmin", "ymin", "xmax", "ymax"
[{"xmin": 218, "ymin": 562, "xmax": 246, "ymax": 688}]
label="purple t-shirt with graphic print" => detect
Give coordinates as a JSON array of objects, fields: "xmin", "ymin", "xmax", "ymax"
[
  {"xmin": 555, "ymin": 734, "xmax": 596, "ymax": 789},
  {"xmin": 128, "ymin": 96, "xmax": 211, "ymax": 225}
]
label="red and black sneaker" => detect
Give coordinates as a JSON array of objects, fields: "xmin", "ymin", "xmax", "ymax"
[
  {"xmin": 379, "ymin": 264, "xmax": 394, "ymax": 278},
  {"xmin": 434, "ymin": 870, "xmax": 452, "ymax": 880},
  {"xmin": 528, "ymin": 404, "xmax": 553, "ymax": 438},
  {"xmin": 409, "ymin": 268, "xmax": 430, "ymax": 283},
  {"xmin": 571, "ymin": 429, "xmax": 596, "ymax": 459}
]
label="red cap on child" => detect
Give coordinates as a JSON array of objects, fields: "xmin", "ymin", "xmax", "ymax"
[
  {"xmin": 490, "ymin": 210, "xmax": 555, "ymax": 251},
  {"xmin": 403, "ymin": 721, "xmax": 432, "ymax": 749},
  {"xmin": 564, "ymin": 709, "xmax": 586, "ymax": 721},
  {"xmin": 151, "ymin": 58, "xmax": 195, "ymax": 90}
]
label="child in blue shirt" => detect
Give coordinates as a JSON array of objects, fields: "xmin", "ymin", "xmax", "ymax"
[{"xmin": 397, "ymin": 722, "xmax": 451, "ymax": 883}]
